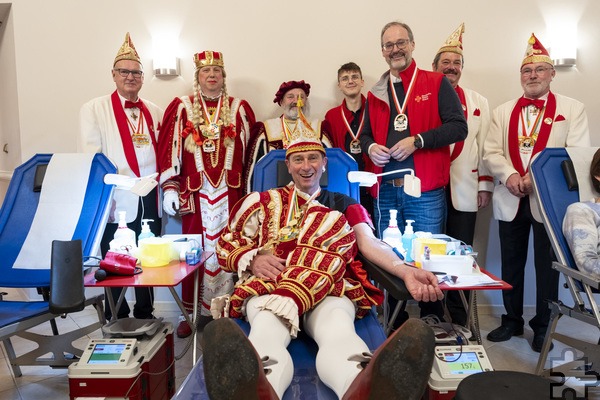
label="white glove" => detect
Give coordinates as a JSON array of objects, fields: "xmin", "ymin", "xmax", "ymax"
[{"xmin": 163, "ymin": 190, "xmax": 180, "ymax": 216}]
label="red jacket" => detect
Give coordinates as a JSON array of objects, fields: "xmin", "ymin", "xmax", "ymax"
[{"xmin": 366, "ymin": 61, "xmax": 452, "ymax": 196}]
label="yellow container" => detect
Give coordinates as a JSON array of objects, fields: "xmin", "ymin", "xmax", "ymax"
[
  {"xmin": 413, "ymin": 238, "xmax": 447, "ymax": 267},
  {"xmin": 138, "ymin": 237, "xmax": 172, "ymax": 267}
]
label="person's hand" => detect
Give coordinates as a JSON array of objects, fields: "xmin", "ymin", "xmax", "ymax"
[
  {"xmin": 249, "ymin": 253, "xmax": 287, "ymax": 280},
  {"xmin": 478, "ymin": 190, "xmax": 492, "ymax": 208},
  {"xmin": 505, "ymin": 173, "xmax": 526, "ymax": 198},
  {"xmin": 388, "ymin": 136, "xmax": 417, "ymax": 161},
  {"xmin": 368, "ymin": 144, "xmax": 391, "ymax": 167},
  {"xmin": 401, "ymin": 266, "xmax": 444, "ymax": 302},
  {"xmin": 163, "ymin": 190, "xmax": 180, "ymax": 216},
  {"xmin": 521, "ymin": 173, "xmax": 533, "ymax": 195}
]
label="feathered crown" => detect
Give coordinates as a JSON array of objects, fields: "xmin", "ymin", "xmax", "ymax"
[{"xmin": 285, "ymin": 97, "xmax": 325, "ymax": 157}]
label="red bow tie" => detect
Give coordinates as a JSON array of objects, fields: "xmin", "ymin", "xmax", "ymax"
[
  {"xmin": 124, "ymin": 100, "xmax": 143, "ymax": 109},
  {"xmin": 517, "ymin": 97, "xmax": 545, "ymax": 109}
]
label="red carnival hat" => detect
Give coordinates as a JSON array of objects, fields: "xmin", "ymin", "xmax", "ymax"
[
  {"xmin": 522, "ymin": 33, "xmax": 552, "ymax": 67},
  {"xmin": 285, "ymin": 97, "xmax": 325, "ymax": 158},
  {"xmin": 273, "ymin": 80, "xmax": 311, "ymax": 105}
]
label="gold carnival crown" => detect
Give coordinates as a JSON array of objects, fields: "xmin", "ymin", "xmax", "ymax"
[
  {"xmin": 114, "ymin": 32, "xmax": 141, "ymax": 66},
  {"xmin": 194, "ymin": 51, "xmax": 225, "ymax": 70}
]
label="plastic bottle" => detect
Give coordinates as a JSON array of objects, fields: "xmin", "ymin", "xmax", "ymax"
[
  {"xmin": 402, "ymin": 219, "xmax": 416, "ymax": 262},
  {"xmin": 113, "ymin": 211, "xmax": 136, "ymax": 248},
  {"xmin": 138, "ymin": 219, "xmax": 155, "ymax": 241},
  {"xmin": 382, "ymin": 209, "xmax": 403, "ymax": 250}
]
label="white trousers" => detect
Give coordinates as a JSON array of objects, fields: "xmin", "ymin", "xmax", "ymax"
[{"xmin": 246, "ymin": 295, "xmax": 370, "ymax": 399}]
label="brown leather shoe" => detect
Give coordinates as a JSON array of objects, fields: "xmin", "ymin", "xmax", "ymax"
[
  {"xmin": 202, "ymin": 318, "xmax": 279, "ymax": 400},
  {"xmin": 342, "ymin": 318, "xmax": 435, "ymax": 400}
]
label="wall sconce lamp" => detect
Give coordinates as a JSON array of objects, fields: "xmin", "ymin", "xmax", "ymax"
[
  {"xmin": 549, "ymin": 24, "xmax": 577, "ymax": 67},
  {"xmin": 152, "ymin": 35, "xmax": 180, "ymax": 77}
]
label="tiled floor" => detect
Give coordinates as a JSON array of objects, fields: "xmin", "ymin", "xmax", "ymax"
[{"xmin": 0, "ymin": 301, "xmax": 598, "ymax": 399}]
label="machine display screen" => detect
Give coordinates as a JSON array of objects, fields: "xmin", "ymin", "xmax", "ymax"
[
  {"xmin": 441, "ymin": 351, "xmax": 484, "ymax": 375},
  {"xmin": 88, "ymin": 343, "xmax": 126, "ymax": 364}
]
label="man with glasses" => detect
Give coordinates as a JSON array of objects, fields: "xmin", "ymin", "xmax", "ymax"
[
  {"xmin": 244, "ymin": 80, "xmax": 333, "ymax": 193},
  {"xmin": 158, "ymin": 51, "xmax": 256, "ymax": 338},
  {"xmin": 359, "ymin": 21, "xmax": 467, "ymax": 326},
  {"xmin": 325, "ymin": 62, "xmax": 374, "ymax": 217},
  {"xmin": 79, "ymin": 33, "xmax": 163, "ymax": 320},
  {"xmin": 483, "ymin": 33, "xmax": 590, "ymax": 352},
  {"xmin": 431, "ymin": 24, "xmax": 493, "ymax": 327}
]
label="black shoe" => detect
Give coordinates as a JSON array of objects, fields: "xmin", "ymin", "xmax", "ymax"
[
  {"xmin": 531, "ymin": 333, "xmax": 554, "ymax": 353},
  {"xmin": 487, "ymin": 325, "xmax": 524, "ymax": 342}
]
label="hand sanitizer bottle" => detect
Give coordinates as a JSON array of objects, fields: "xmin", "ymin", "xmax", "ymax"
[
  {"xmin": 138, "ymin": 219, "xmax": 155, "ymax": 241},
  {"xmin": 113, "ymin": 211, "xmax": 137, "ymax": 248},
  {"xmin": 382, "ymin": 209, "xmax": 403, "ymax": 251},
  {"xmin": 402, "ymin": 219, "xmax": 416, "ymax": 262}
]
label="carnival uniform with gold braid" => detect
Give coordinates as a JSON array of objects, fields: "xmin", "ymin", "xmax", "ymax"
[
  {"xmin": 214, "ymin": 184, "xmax": 382, "ymax": 337},
  {"xmin": 157, "ymin": 51, "xmax": 256, "ymax": 315}
]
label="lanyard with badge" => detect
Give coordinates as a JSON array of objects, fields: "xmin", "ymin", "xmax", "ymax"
[
  {"xmin": 340, "ymin": 108, "xmax": 365, "ymax": 154},
  {"xmin": 389, "ymin": 69, "xmax": 418, "ymax": 132}
]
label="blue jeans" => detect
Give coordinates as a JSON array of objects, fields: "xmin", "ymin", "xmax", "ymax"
[{"xmin": 374, "ymin": 184, "xmax": 447, "ymax": 237}]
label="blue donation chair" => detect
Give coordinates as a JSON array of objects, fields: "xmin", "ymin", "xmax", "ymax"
[
  {"xmin": 0, "ymin": 153, "xmax": 115, "ymax": 377},
  {"xmin": 530, "ymin": 147, "xmax": 600, "ymax": 378},
  {"xmin": 174, "ymin": 148, "xmax": 413, "ymax": 399}
]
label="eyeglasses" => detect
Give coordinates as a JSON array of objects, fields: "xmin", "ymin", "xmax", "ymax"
[
  {"xmin": 114, "ymin": 68, "xmax": 144, "ymax": 78},
  {"xmin": 382, "ymin": 39, "xmax": 411, "ymax": 52},
  {"xmin": 520, "ymin": 66, "xmax": 553, "ymax": 77},
  {"xmin": 339, "ymin": 74, "xmax": 362, "ymax": 83}
]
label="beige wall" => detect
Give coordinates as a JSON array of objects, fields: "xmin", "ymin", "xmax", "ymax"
[{"xmin": 1, "ymin": 0, "xmax": 598, "ymax": 308}]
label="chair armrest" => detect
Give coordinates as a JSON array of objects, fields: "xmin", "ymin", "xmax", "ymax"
[
  {"xmin": 553, "ymin": 261, "xmax": 600, "ymax": 290},
  {"xmin": 356, "ymin": 253, "xmax": 413, "ymax": 301}
]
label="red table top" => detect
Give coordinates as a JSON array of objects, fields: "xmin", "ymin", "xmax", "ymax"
[
  {"xmin": 84, "ymin": 251, "xmax": 214, "ymax": 288},
  {"xmin": 438, "ymin": 268, "xmax": 512, "ymax": 291}
]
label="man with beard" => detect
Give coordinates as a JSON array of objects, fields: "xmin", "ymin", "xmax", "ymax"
[
  {"xmin": 483, "ymin": 33, "xmax": 590, "ymax": 352},
  {"xmin": 244, "ymin": 80, "xmax": 333, "ymax": 193},
  {"xmin": 432, "ymin": 23, "xmax": 493, "ymax": 326},
  {"xmin": 359, "ymin": 21, "xmax": 467, "ymax": 325}
]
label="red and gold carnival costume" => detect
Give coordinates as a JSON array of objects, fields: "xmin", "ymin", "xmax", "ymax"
[
  {"xmin": 158, "ymin": 52, "xmax": 256, "ymax": 315},
  {"xmin": 215, "ymin": 184, "xmax": 382, "ymax": 336}
]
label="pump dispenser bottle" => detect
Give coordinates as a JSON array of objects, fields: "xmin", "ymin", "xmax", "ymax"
[
  {"xmin": 402, "ymin": 219, "xmax": 416, "ymax": 262},
  {"xmin": 382, "ymin": 210, "xmax": 403, "ymax": 250},
  {"xmin": 138, "ymin": 219, "xmax": 155, "ymax": 241},
  {"xmin": 113, "ymin": 211, "xmax": 136, "ymax": 248}
]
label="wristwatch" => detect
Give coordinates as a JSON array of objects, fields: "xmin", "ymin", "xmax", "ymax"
[{"xmin": 414, "ymin": 135, "xmax": 424, "ymax": 149}]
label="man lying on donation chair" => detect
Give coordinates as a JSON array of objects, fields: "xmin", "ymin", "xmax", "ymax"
[
  {"xmin": 563, "ymin": 147, "xmax": 600, "ymax": 280},
  {"xmin": 203, "ymin": 126, "xmax": 442, "ymax": 400}
]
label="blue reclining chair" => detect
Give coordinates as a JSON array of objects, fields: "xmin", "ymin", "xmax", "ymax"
[
  {"xmin": 0, "ymin": 153, "xmax": 115, "ymax": 377},
  {"xmin": 530, "ymin": 147, "xmax": 600, "ymax": 377},
  {"xmin": 174, "ymin": 148, "xmax": 413, "ymax": 399}
]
